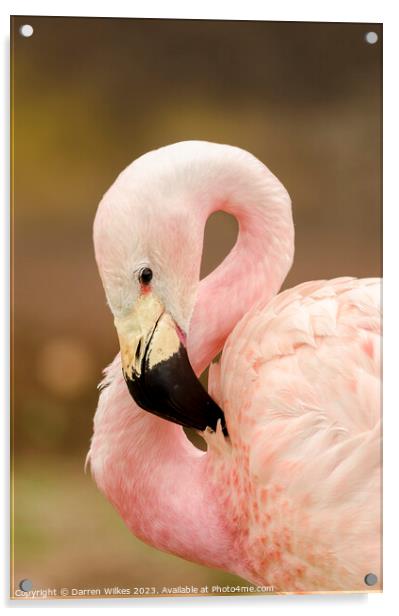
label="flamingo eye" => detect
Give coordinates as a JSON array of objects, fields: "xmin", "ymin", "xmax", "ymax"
[{"xmin": 139, "ymin": 268, "xmax": 153, "ymax": 285}]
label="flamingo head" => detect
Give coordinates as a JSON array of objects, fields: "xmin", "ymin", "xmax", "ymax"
[{"xmin": 93, "ymin": 144, "xmax": 227, "ymax": 434}]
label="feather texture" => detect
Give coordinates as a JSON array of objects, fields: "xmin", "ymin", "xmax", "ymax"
[{"xmin": 206, "ymin": 277, "xmax": 381, "ymax": 589}]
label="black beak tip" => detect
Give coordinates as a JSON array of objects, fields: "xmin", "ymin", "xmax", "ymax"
[{"xmin": 125, "ymin": 343, "xmax": 229, "ymax": 437}]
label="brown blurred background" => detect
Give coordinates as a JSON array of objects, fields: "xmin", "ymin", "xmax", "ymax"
[{"xmin": 11, "ymin": 16, "xmax": 381, "ymax": 597}]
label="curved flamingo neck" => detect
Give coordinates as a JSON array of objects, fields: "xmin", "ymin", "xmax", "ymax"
[{"xmin": 188, "ymin": 155, "xmax": 294, "ymax": 375}]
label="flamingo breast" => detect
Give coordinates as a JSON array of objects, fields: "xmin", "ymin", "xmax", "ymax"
[{"xmin": 206, "ymin": 277, "xmax": 381, "ymax": 591}]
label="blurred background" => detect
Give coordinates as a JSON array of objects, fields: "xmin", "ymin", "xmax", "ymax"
[{"xmin": 11, "ymin": 16, "xmax": 381, "ymax": 597}]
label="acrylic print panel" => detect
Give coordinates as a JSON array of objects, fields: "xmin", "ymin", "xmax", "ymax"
[{"xmin": 11, "ymin": 16, "xmax": 382, "ymax": 599}]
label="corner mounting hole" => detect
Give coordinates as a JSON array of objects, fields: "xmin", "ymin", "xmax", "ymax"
[
  {"xmin": 365, "ymin": 31, "xmax": 378, "ymax": 45},
  {"xmin": 19, "ymin": 24, "xmax": 34, "ymax": 38},
  {"xmin": 19, "ymin": 579, "xmax": 33, "ymax": 591},
  {"xmin": 364, "ymin": 572, "xmax": 378, "ymax": 586}
]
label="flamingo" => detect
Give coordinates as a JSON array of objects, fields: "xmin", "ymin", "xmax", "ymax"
[{"xmin": 88, "ymin": 141, "xmax": 381, "ymax": 592}]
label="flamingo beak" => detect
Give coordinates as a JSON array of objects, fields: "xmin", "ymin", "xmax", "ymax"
[{"xmin": 114, "ymin": 293, "xmax": 227, "ymax": 435}]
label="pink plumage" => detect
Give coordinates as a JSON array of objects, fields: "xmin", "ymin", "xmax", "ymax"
[{"xmin": 88, "ymin": 141, "xmax": 381, "ymax": 592}]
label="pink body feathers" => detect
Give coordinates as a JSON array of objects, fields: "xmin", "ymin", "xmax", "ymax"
[{"xmin": 89, "ymin": 141, "xmax": 381, "ymax": 592}]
